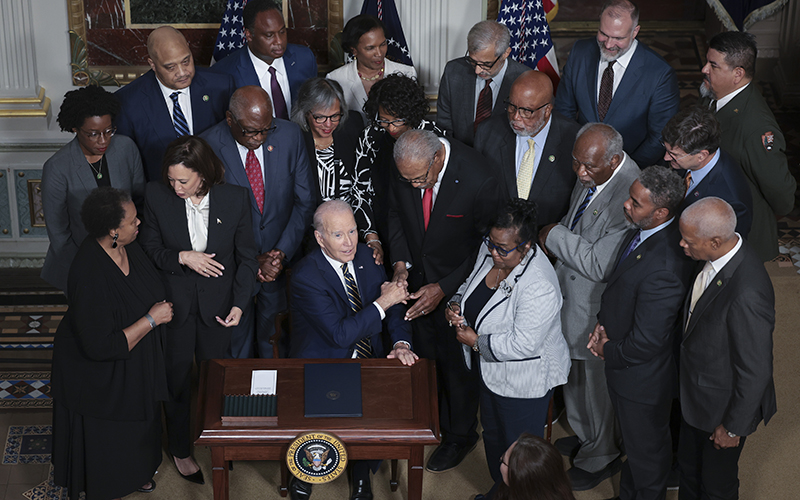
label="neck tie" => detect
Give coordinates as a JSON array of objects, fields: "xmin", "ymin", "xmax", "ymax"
[
  {"xmin": 598, "ymin": 61, "xmax": 614, "ymax": 121},
  {"xmin": 245, "ymin": 150, "xmax": 265, "ymax": 213},
  {"xmin": 687, "ymin": 261, "xmax": 714, "ymax": 329},
  {"xmin": 684, "ymin": 170, "xmax": 693, "ymax": 196},
  {"xmin": 422, "ymin": 188, "xmax": 433, "ymax": 230},
  {"xmin": 617, "ymin": 230, "xmax": 641, "ymax": 268},
  {"xmin": 570, "ymin": 187, "xmax": 597, "ymax": 230},
  {"xmin": 342, "ymin": 263, "xmax": 373, "ymax": 358},
  {"xmin": 474, "ymin": 78, "xmax": 493, "ymax": 133},
  {"xmin": 170, "ymin": 91, "xmax": 190, "ymax": 136},
  {"xmin": 268, "ymin": 66, "xmax": 288, "ymax": 120},
  {"xmin": 517, "ymin": 139, "xmax": 535, "ymax": 199}
]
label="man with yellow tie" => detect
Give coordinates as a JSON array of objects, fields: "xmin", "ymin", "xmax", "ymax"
[{"xmin": 474, "ymin": 70, "xmax": 580, "ymax": 227}]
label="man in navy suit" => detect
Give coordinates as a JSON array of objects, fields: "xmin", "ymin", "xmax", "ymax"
[
  {"xmin": 588, "ymin": 166, "xmax": 694, "ymax": 500},
  {"xmin": 200, "ymin": 86, "xmax": 315, "ymax": 358},
  {"xmin": 289, "ymin": 200, "xmax": 417, "ymax": 500},
  {"xmin": 554, "ymin": 0, "xmax": 679, "ymax": 167},
  {"xmin": 661, "ymin": 107, "xmax": 753, "ymax": 237},
  {"xmin": 210, "ymin": 0, "xmax": 317, "ymax": 119},
  {"xmin": 116, "ymin": 26, "xmax": 235, "ymax": 181}
]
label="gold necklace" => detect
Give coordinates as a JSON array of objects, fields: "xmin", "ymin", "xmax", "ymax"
[
  {"xmin": 86, "ymin": 156, "xmax": 104, "ymax": 180},
  {"xmin": 358, "ymin": 65, "xmax": 385, "ymax": 81}
]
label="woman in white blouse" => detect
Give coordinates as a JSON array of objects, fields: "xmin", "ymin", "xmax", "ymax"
[
  {"xmin": 327, "ymin": 14, "xmax": 416, "ymax": 119},
  {"xmin": 139, "ymin": 136, "xmax": 257, "ymax": 486}
]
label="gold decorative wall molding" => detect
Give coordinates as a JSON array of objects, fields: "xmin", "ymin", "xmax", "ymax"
[{"xmin": 0, "ymin": 88, "xmax": 51, "ymax": 118}]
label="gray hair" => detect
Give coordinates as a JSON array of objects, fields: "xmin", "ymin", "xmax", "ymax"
[
  {"xmin": 681, "ymin": 197, "xmax": 737, "ymax": 240},
  {"xmin": 576, "ymin": 122, "xmax": 624, "ymax": 164},
  {"xmin": 638, "ymin": 166, "xmax": 685, "ymax": 217},
  {"xmin": 600, "ymin": 0, "xmax": 640, "ymax": 28},
  {"xmin": 290, "ymin": 77, "xmax": 349, "ymax": 132},
  {"xmin": 393, "ymin": 129, "xmax": 442, "ymax": 166},
  {"xmin": 467, "ymin": 21, "xmax": 511, "ymax": 57},
  {"xmin": 313, "ymin": 199, "xmax": 353, "ymax": 232}
]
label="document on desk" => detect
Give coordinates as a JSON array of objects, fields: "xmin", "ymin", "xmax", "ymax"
[
  {"xmin": 251, "ymin": 370, "xmax": 278, "ymax": 395},
  {"xmin": 304, "ymin": 363, "xmax": 363, "ymax": 417}
]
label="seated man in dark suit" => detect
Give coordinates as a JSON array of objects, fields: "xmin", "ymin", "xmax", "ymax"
[
  {"xmin": 210, "ymin": 0, "xmax": 318, "ymax": 120},
  {"xmin": 200, "ymin": 86, "xmax": 315, "ymax": 359},
  {"xmin": 474, "ymin": 70, "xmax": 579, "ymax": 227},
  {"xmin": 588, "ymin": 166, "xmax": 695, "ymax": 500},
  {"xmin": 436, "ymin": 20, "xmax": 528, "ymax": 147},
  {"xmin": 554, "ymin": 0, "xmax": 679, "ymax": 166},
  {"xmin": 116, "ymin": 26, "xmax": 235, "ymax": 181},
  {"xmin": 677, "ymin": 198, "xmax": 776, "ymax": 499},
  {"xmin": 289, "ymin": 199, "xmax": 417, "ymax": 500},
  {"xmin": 661, "ymin": 107, "xmax": 753, "ymax": 237}
]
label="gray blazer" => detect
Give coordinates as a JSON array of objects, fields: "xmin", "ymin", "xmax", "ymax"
[
  {"xmin": 452, "ymin": 244, "xmax": 570, "ymax": 399},
  {"xmin": 545, "ymin": 153, "xmax": 639, "ymax": 359},
  {"xmin": 436, "ymin": 57, "xmax": 528, "ymax": 147},
  {"xmin": 40, "ymin": 135, "xmax": 145, "ymax": 291}
]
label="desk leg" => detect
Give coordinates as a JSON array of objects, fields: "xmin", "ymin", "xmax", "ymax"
[
  {"xmin": 390, "ymin": 459, "xmax": 399, "ymax": 492},
  {"xmin": 210, "ymin": 447, "xmax": 229, "ymax": 500},
  {"xmin": 408, "ymin": 447, "xmax": 425, "ymax": 500},
  {"xmin": 279, "ymin": 459, "xmax": 289, "ymax": 497}
]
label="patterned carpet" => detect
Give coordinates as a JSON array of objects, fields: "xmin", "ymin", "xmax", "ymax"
[
  {"xmin": 0, "ymin": 307, "xmax": 63, "ymax": 365},
  {"xmin": 0, "ymin": 372, "xmax": 52, "ymax": 409}
]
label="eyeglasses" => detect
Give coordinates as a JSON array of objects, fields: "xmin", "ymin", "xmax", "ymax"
[
  {"xmin": 375, "ymin": 116, "xmax": 407, "ymax": 128},
  {"xmin": 571, "ymin": 155, "xmax": 604, "ymax": 172},
  {"xmin": 505, "ymin": 100, "xmax": 550, "ymax": 120},
  {"xmin": 231, "ymin": 115, "xmax": 276, "ymax": 138},
  {"xmin": 661, "ymin": 141, "xmax": 692, "ymax": 162},
  {"xmin": 80, "ymin": 127, "xmax": 117, "ymax": 140},
  {"xmin": 483, "ymin": 235, "xmax": 529, "ymax": 257},
  {"xmin": 311, "ymin": 112, "xmax": 344, "ymax": 124},
  {"xmin": 465, "ymin": 51, "xmax": 502, "ymax": 70},
  {"xmin": 399, "ymin": 153, "xmax": 436, "ymax": 185}
]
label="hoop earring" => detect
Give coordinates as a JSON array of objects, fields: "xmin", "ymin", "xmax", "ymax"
[{"xmin": 111, "ymin": 233, "xmax": 118, "ymax": 249}]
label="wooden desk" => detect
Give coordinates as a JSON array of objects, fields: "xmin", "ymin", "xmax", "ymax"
[{"xmin": 195, "ymin": 358, "xmax": 440, "ymax": 500}]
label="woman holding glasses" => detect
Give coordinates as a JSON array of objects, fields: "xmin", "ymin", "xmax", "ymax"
[
  {"xmin": 290, "ymin": 78, "xmax": 383, "ymax": 261},
  {"xmin": 41, "ymin": 85, "xmax": 145, "ymax": 293},
  {"xmin": 445, "ymin": 198, "xmax": 571, "ymax": 498}
]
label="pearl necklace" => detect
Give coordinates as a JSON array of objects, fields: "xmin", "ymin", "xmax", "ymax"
[{"xmin": 358, "ymin": 65, "xmax": 385, "ymax": 81}]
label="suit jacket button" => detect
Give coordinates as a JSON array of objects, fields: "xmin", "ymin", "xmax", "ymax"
[
  {"xmin": 570, "ymin": 275, "xmax": 576, "ymax": 280},
  {"xmin": 260, "ymin": 225, "xmax": 265, "ymax": 230}
]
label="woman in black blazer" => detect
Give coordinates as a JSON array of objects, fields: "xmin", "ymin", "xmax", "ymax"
[
  {"xmin": 139, "ymin": 136, "xmax": 257, "ymax": 484},
  {"xmin": 290, "ymin": 77, "xmax": 384, "ymax": 261}
]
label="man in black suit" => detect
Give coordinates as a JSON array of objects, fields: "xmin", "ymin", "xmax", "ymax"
[
  {"xmin": 677, "ymin": 197, "xmax": 776, "ymax": 499},
  {"xmin": 116, "ymin": 26, "xmax": 235, "ymax": 181},
  {"xmin": 588, "ymin": 166, "xmax": 694, "ymax": 500},
  {"xmin": 389, "ymin": 130, "xmax": 500, "ymax": 472},
  {"xmin": 661, "ymin": 107, "xmax": 753, "ymax": 237},
  {"xmin": 474, "ymin": 70, "xmax": 579, "ymax": 227},
  {"xmin": 436, "ymin": 20, "xmax": 528, "ymax": 147}
]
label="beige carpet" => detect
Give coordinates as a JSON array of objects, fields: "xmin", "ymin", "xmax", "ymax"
[{"xmin": 129, "ymin": 265, "xmax": 798, "ymax": 500}]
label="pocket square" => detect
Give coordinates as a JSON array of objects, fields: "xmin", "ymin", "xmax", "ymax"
[{"xmin": 446, "ymin": 214, "xmax": 464, "ymax": 218}]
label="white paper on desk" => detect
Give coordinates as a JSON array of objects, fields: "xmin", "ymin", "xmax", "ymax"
[{"xmin": 251, "ymin": 370, "xmax": 277, "ymax": 395}]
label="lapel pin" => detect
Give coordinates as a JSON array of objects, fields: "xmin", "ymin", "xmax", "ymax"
[
  {"xmin": 455, "ymin": 179, "xmax": 459, "ymax": 183},
  {"xmin": 716, "ymin": 280, "xmax": 722, "ymax": 286},
  {"xmin": 203, "ymin": 95, "xmax": 209, "ymax": 102},
  {"xmin": 592, "ymin": 209, "xmax": 598, "ymax": 215},
  {"xmin": 636, "ymin": 254, "xmax": 641, "ymax": 260},
  {"xmin": 217, "ymin": 218, "xmax": 222, "ymax": 224},
  {"xmin": 548, "ymin": 155, "xmax": 555, "ymax": 162},
  {"xmin": 358, "ymin": 265, "xmax": 363, "ymax": 269},
  {"xmin": 267, "ymin": 145, "xmax": 274, "ymax": 152},
  {"xmin": 694, "ymin": 191, "xmax": 700, "ymax": 197},
  {"xmin": 734, "ymin": 108, "xmax": 739, "ymax": 113}
]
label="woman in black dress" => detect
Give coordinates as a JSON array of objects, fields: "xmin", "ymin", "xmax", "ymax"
[
  {"xmin": 290, "ymin": 77, "xmax": 384, "ymax": 261},
  {"xmin": 52, "ymin": 187, "xmax": 172, "ymax": 499}
]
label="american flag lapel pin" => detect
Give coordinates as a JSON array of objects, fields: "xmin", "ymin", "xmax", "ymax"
[{"xmin": 217, "ymin": 218, "xmax": 222, "ymax": 224}]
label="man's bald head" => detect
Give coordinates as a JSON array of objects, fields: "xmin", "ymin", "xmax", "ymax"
[
  {"xmin": 507, "ymin": 71, "xmax": 554, "ymax": 138},
  {"xmin": 679, "ymin": 197, "xmax": 738, "ymax": 261},
  {"xmin": 226, "ymin": 86, "xmax": 274, "ymax": 150},
  {"xmin": 146, "ymin": 26, "xmax": 195, "ymax": 90}
]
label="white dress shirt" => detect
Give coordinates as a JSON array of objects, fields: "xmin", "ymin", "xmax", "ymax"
[
  {"xmin": 185, "ymin": 192, "xmax": 210, "ymax": 252},
  {"xmin": 249, "ymin": 48, "xmax": 292, "ymax": 117},
  {"xmin": 513, "ymin": 114, "xmax": 553, "ymax": 182},
  {"xmin": 715, "ymin": 83, "xmax": 750, "ymax": 112},
  {"xmin": 235, "ymin": 142, "xmax": 266, "ymax": 183},
  {"xmin": 156, "ymin": 80, "xmax": 193, "ymax": 134},
  {"xmin": 473, "ymin": 59, "xmax": 509, "ymax": 120},
  {"xmin": 701, "ymin": 233, "xmax": 743, "ymax": 291},
  {"xmin": 596, "ymin": 39, "xmax": 638, "ymax": 102}
]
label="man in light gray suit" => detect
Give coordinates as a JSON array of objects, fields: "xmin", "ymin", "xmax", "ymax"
[
  {"xmin": 538, "ymin": 123, "xmax": 638, "ymax": 491},
  {"xmin": 436, "ymin": 20, "xmax": 527, "ymax": 147}
]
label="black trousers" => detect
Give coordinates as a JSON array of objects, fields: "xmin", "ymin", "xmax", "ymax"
[
  {"xmin": 608, "ymin": 385, "xmax": 672, "ymax": 500},
  {"xmin": 165, "ymin": 297, "xmax": 231, "ymax": 458},
  {"xmin": 677, "ymin": 418, "xmax": 746, "ymax": 500},
  {"xmin": 411, "ymin": 303, "xmax": 479, "ymax": 446}
]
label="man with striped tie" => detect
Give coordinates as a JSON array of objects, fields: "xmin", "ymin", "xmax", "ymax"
[
  {"xmin": 537, "ymin": 123, "xmax": 638, "ymax": 491},
  {"xmin": 289, "ymin": 200, "xmax": 416, "ymax": 500},
  {"xmin": 116, "ymin": 26, "xmax": 235, "ymax": 181}
]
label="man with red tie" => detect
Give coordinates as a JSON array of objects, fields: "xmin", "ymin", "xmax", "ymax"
[
  {"xmin": 201, "ymin": 86, "xmax": 315, "ymax": 358},
  {"xmin": 389, "ymin": 129, "xmax": 501, "ymax": 473}
]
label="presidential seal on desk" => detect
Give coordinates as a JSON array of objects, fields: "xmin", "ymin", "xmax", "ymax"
[{"xmin": 286, "ymin": 432, "xmax": 348, "ymax": 483}]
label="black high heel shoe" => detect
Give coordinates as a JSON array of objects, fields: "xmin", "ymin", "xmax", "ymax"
[{"xmin": 173, "ymin": 456, "xmax": 205, "ymax": 485}]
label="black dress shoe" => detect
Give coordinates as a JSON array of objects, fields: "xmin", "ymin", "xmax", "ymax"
[
  {"xmin": 350, "ymin": 477, "xmax": 373, "ymax": 500},
  {"xmin": 425, "ymin": 441, "xmax": 477, "ymax": 473},
  {"xmin": 173, "ymin": 456, "xmax": 205, "ymax": 485},
  {"xmin": 554, "ymin": 435, "xmax": 581, "ymax": 458},
  {"xmin": 137, "ymin": 479, "xmax": 156, "ymax": 493},
  {"xmin": 289, "ymin": 477, "xmax": 313, "ymax": 500},
  {"xmin": 567, "ymin": 456, "xmax": 623, "ymax": 491}
]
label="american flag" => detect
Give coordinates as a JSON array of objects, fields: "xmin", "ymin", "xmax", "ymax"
[
  {"xmin": 497, "ymin": 0, "xmax": 560, "ymax": 87},
  {"xmin": 212, "ymin": 0, "xmax": 248, "ymax": 64},
  {"xmin": 360, "ymin": 0, "xmax": 414, "ymax": 66}
]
